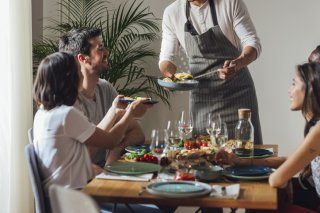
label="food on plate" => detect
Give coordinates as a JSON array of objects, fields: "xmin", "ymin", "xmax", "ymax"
[
  {"xmin": 174, "ymin": 72, "xmax": 193, "ymax": 80},
  {"xmin": 119, "ymin": 96, "xmax": 158, "ymax": 105},
  {"xmin": 183, "ymin": 136, "xmax": 210, "ymax": 150},
  {"xmin": 122, "ymin": 96, "xmax": 151, "ymax": 101},
  {"xmin": 174, "ymin": 169, "xmax": 196, "ymax": 181},
  {"xmin": 163, "ymin": 72, "xmax": 194, "ymax": 83},
  {"xmin": 124, "ymin": 149, "xmax": 158, "ymax": 164}
]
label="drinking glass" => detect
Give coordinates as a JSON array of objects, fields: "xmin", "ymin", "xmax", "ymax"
[
  {"xmin": 166, "ymin": 120, "xmax": 182, "ymax": 150},
  {"xmin": 216, "ymin": 122, "xmax": 228, "ymax": 148},
  {"xmin": 150, "ymin": 129, "xmax": 168, "ymax": 181},
  {"xmin": 206, "ymin": 113, "xmax": 221, "ymax": 146},
  {"xmin": 178, "ymin": 111, "xmax": 193, "ymax": 139}
]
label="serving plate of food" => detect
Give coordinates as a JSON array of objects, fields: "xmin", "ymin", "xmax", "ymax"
[
  {"xmin": 157, "ymin": 72, "xmax": 199, "ymax": 91},
  {"xmin": 119, "ymin": 96, "xmax": 159, "ymax": 105}
]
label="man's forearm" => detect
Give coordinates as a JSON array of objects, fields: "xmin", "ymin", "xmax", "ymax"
[{"xmin": 234, "ymin": 46, "xmax": 257, "ymax": 71}]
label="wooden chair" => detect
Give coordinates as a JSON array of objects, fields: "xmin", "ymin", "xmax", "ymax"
[{"xmin": 28, "ymin": 127, "xmax": 33, "ymax": 144}]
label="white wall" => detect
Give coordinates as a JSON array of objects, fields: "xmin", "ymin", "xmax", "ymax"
[
  {"xmin": 138, "ymin": 0, "xmax": 320, "ymax": 157},
  {"xmin": 39, "ymin": 0, "xmax": 320, "ymax": 157}
]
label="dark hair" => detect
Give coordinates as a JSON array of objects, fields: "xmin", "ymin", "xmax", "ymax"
[
  {"xmin": 308, "ymin": 45, "xmax": 320, "ymax": 64},
  {"xmin": 33, "ymin": 52, "xmax": 79, "ymax": 110},
  {"xmin": 296, "ymin": 62, "xmax": 320, "ymax": 134},
  {"xmin": 297, "ymin": 63, "xmax": 320, "ymax": 182},
  {"xmin": 59, "ymin": 27, "xmax": 102, "ymax": 56}
]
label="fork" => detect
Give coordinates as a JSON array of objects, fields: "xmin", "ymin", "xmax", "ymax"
[{"xmin": 138, "ymin": 184, "xmax": 147, "ymax": 196}]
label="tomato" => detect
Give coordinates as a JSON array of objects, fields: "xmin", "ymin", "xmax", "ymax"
[
  {"xmin": 202, "ymin": 141, "xmax": 208, "ymax": 147},
  {"xmin": 135, "ymin": 157, "xmax": 140, "ymax": 161},
  {"xmin": 196, "ymin": 141, "xmax": 202, "ymax": 147}
]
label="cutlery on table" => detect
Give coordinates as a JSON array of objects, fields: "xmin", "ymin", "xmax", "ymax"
[{"xmin": 138, "ymin": 184, "xmax": 147, "ymax": 196}]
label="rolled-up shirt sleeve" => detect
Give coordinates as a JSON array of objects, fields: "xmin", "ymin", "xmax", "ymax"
[
  {"xmin": 159, "ymin": 8, "xmax": 180, "ymax": 67},
  {"xmin": 232, "ymin": 0, "xmax": 261, "ymax": 57}
]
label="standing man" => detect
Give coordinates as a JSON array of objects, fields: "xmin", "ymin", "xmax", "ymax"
[
  {"xmin": 59, "ymin": 27, "xmax": 147, "ymax": 171},
  {"xmin": 159, "ymin": 0, "xmax": 263, "ymax": 144}
]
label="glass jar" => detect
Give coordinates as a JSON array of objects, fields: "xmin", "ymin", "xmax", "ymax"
[{"xmin": 234, "ymin": 108, "xmax": 254, "ymax": 157}]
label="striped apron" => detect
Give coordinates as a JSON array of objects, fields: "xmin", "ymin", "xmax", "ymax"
[{"xmin": 185, "ymin": 0, "xmax": 262, "ymax": 144}]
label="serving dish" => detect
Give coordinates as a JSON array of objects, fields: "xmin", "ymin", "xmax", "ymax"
[{"xmin": 157, "ymin": 79, "xmax": 199, "ymax": 91}]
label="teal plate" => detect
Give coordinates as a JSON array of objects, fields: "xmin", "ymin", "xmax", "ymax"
[
  {"xmin": 235, "ymin": 148, "xmax": 273, "ymax": 159},
  {"xmin": 105, "ymin": 162, "xmax": 160, "ymax": 175},
  {"xmin": 223, "ymin": 167, "xmax": 275, "ymax": 180},
  {"xmin": 125, "ymin": 145, "xmax": 150, "ymax": 153},
  {"xmin": 157, "ymin": 79, "xmax": 199, "ymax": 91},
  {"xmin": 147, "ymin": 181, "xmax": 212, "ymax": 198},
  {"xmin": 224, "ymin": 166, "xmax": 273, "ymax": 176},
  {"xmin": 223, "ymin": 173, "xmax": 271, "ymax": 180}
]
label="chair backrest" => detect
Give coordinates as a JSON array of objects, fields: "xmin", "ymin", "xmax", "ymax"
[
  {"xmin": 28, "ymin": 127, "xmax": 33, "ymax": 144},
  {"xmin": 25, "ymin": 143, "xmax": 50, "ymax": 213},
  {"xmin": 49, "ymin": 184, "xmax": 100, "ymax": 213}
]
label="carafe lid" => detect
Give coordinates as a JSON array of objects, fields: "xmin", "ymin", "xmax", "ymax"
[{"xmin": 238, "ymin": 108, "xmax": 251, "ymax": 119}]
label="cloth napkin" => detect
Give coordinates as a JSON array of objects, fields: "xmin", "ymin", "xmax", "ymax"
[
  {"xmin": 210, "ymin": 184, "xmax": 240, "ymax": 199},
  {"xmin": 96, "ymin": 172, "xmax": 153, "ymax": 181}
]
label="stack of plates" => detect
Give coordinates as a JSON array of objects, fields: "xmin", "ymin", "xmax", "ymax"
[
  {"xmin": 147, "ymin": 181, "xmax": 212, "ymax": 198},
  {"xmin": 223, "ymin": 166, "xmax": 274, "ymax": 180}
]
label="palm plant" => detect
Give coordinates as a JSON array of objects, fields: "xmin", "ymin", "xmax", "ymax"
[{"xmin": 33, "ymin": 0, "xmax": 170, "ymax": 105}]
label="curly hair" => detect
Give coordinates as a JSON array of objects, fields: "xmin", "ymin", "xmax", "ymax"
[
  {"xmin": 33, "ymin": 52, "xmax": 79, "ymax": 110},
  {"xmin": 58, "ymin": 27, "xmax": 102, "ymax": 56}
]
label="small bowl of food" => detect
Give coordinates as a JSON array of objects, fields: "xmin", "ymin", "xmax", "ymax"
[
  {"xmin": 195, "ymin": 165, "xmax": 223, "ymax": 182},
  {"xmin": 174, "ymin": 169, "xmax": 196, "ymax": 181}
]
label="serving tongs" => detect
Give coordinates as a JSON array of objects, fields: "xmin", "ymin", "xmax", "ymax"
[
  {"xmin": 193, "ymin": 63, "xmax": 221, "ymax": 80},
  {"xmin": 193, "ymin": 69, "xmax": 219, "ymax": 80}
]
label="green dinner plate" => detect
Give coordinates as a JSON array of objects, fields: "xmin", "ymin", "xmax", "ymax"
[{"xmin": 105, "ymin": 162, "xmax": 160, "ymax": 175}]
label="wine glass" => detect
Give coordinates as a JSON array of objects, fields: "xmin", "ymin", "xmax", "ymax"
[
  {"xmin": 216, "ymin": 122, "xmax": 228, "ymax": 148},
  {"xmin": 166, "ymin": 120, "xmax": 182, "ymax": 150},
  {"xmin": 150, "ymin": 129, "xmax": 168, "ymax": 181},
  {"xmin": 178, "ymin": 111, "xmax": 193, "ymax": 139},
  {"xmin": 206, "ymin": 113, "xmax": 221, "ymax": 146}
]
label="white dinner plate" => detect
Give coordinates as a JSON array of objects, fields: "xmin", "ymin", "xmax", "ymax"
[{"xmin": 146, "ymin": 181, "xmax": 212, "ymax": 198}]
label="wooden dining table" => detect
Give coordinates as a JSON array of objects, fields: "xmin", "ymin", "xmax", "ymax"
[
  {"xmin": 82, "ymin": 143, "xmax": 279, "ymax": 210},
  {"xmin": 82, "ymin": 178, "xmax": 277, "ymax": 210}
]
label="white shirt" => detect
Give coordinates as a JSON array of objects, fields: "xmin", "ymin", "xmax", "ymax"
[
  {"xmin": 33, "ymin": 105, "xmax": 96, "ymax": 193},
  {"xmin": 74, "ymin": 79, "xmax": 118, "ymax": 125},
  {"xmin": 159, "ymin": 0, "xmax": 261, "ymax": 66}
]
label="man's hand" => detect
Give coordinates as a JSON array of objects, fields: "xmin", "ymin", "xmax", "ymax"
[
  {"xmin": 215, "ymin": 148, "xmax": 239, "ymax": 166},
  {"xmin": 217, "ymin": 60, "xmax": 238, "ymax": 80}
]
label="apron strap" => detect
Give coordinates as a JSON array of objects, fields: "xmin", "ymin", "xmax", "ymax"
[
  {"xmin": 184, "ymin": 1, "xmax": 198, "ymax": 35},
  {"xmin": 208, "ymin": 0, "xmax": 218, "ymax": 26},
  {"xmin": 184, "ymin": 0, "xmax": 218, "ymax": 34}
]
